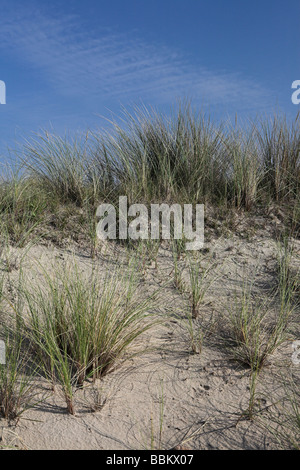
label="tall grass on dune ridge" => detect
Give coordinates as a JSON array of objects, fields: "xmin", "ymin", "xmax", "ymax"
[
  {"xmin": 91, "ymin": 105, "xmax": 299, "ymax": 210},
  {"xmin": 20, "ymin": 131, "xmax": 101, "ymax": 206},
  {"xmin": 223, "ymin": 122, "xmax": 262, "ymax": 211},
  {"xmin": 0, "ymin": 165, "xmax": 48, "ymax": 247},
  {"xmin": 27, "ymin": 106, "xmax": 300, "ymax": 207},
  {"xmin": 0, "ymin": 103, "xmax": 297, "ymax": 248},
  {"xmin": 256, "ymin": 113, "xmax": 300, "ymax": 203},
  {"xmin": 92, "ymin": 104, "xmax": 229, "ymax": 205}
]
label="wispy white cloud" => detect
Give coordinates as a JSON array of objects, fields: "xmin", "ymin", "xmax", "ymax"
[{"xmin": 0, "ymin": 7, "xmax": 271, "ymax": 110}]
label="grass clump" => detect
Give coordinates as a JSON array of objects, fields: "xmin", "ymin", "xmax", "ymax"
[
  {"xmin": 226, "ymin": 284, "xmax": 289, "ymax": 371},
  {"xmin": 256, "ymin": 114, "xmax": 300, "ymax": 203},
  {"xmin": 20, "ymin": 260, "xmax": 156, "ymax": 414},
  {"xmin": 93, "ymin": 103, "xmax": 228, "ymax": 206},
  {"xmin": 224, "ymin": 276, "xmax": 295, "ymax": 420},
  {"xmin": 0, "ymin": 169, "xmax": 47, "ymax": 247},
  {"xmin": 276, "ymin": 236, "xmax": 299, "ymax": 317},
  {"xmin": 266, "ymin": 374, "xmax": 300, "ymax": 449},
  {"xmin": 187, "ymin": 253, "xmax": 216, "ymax": 319},
  {"xmin": 22, "ymin": 131, "xmax": 98, "ymax": 206},
  {"xmin": 0, "ymin": 330, "xmax": 39, "ymax": 422},
  {"xmin": 185, "ymin": 312, "xmax": 203, "ymax": 355}
]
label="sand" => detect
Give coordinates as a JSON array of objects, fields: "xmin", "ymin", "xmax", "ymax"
[{"xmin": 0, "ymin": 224, "xmax": 299, "ymax": 450}]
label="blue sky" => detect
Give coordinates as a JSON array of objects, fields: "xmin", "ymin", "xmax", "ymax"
[{"xmin": 0, "ymin": 0, "xmax": 299, "ymax": 159}]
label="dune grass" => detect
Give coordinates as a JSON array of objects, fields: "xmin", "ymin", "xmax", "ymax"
[
  {"xmin": 0, "ymin": 101, "xmax": 298, "ymax": 441},
  {"xmin": 224, "ymin": 270, "xmax": 297, "ymax": 420},
  {"xmin": 17, "ymin": 260, "xmax": 156, "ymax": 414},
  {"xmin": 0, "ymin": 329, "xmax": 40, "ymax": 421},
  {"xmin": 0, "ymin": 103, "xmax": 297, "ymax": 249},
  {"xmin": 226, "ymin": 280, "xmax": 291, "ymax": 372}
]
